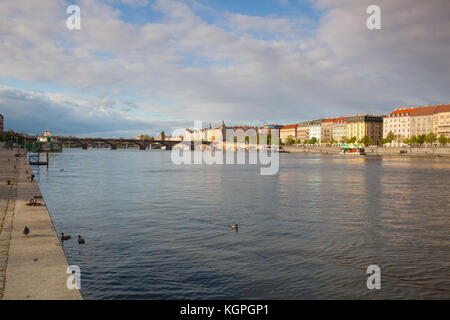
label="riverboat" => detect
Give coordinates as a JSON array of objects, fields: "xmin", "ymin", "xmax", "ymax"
[{"xmin": 340, "ymin": 144, "xmax": 366, "ymax": 155}]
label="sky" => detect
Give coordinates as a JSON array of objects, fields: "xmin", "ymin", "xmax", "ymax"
[{"xmin": 0, "ymin": 0, "xmax": 449, "ymax": 137}]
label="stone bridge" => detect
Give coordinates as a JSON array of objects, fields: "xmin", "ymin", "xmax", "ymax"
[
  {"xmin": 25, "ymin": 136, "xmax": 212, "ymax": 150},
  {"xmin": 55, "ymin": 137, "xmax": 182, "ymax": 150}
]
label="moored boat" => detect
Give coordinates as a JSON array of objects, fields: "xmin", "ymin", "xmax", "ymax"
[
  {"xmin": 340, "ymin": 144, "xmax": 366, "ymax": 155},
  {"xmin": 24, "ymin": 129, "xmax": 62, "ymax": 153}
]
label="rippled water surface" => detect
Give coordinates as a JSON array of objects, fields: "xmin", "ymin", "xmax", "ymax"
[{"xmin": 32, "ymin": 149, "xmax": 450, "ymax": 299}]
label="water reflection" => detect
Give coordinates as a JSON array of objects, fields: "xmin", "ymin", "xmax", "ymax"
[{"xmin": 33, "ymin": 150, "xmax": 450, "ymax": 299}]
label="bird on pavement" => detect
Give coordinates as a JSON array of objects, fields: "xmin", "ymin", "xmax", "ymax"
[{"xmin": 22, "ymin": 226, "xmax": 30, "ymax": 235}]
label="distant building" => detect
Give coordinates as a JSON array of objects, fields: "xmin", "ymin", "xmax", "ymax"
[
  {"xmin": 206, "ymin": 121, "xmax": 231, "ymax": 142},
  {"xmin": 346, "ymin": 115, "xmax": 384, "ymax": 144},
  {"xmin": 297, "ymin": 121, "xmax": 311, "ymax": 143},
  {"xmin": 206, "ymin": 126, "xmax": 219, "ymax": 142},
  {"xmin": 309, "ymin": 119, "xmax": 323, "ymax": 143},
  {"xmin": 136, "ymin": 134, "xmax": 153, "ymax": 140},
  {"xmin": 258, "ymin": 124, "xmax": 283, "ymax": 137},
  {"xmin": 320, "ymin": 119, "xmax": 334, "ymax": 144},
  {"xmin": 280, "ymin": 124, "xmax": 298, "ymax": 143},
  {"xmin": 383, "ymin": 108, "xmax": 415, "ymax": 138},
  {"xmin": 410, "ymin": 105, "xmax": 439, "ymax": 137},
  {"xmin": 0, "ymin": 114, "xmax": 3, "ymax": 132},
  {"xmin": 433, "ymin": 104, "xmax": 450, "ymax": 138},
  {"xmin": 332, "ymin": 117, "xmax": 347, "ymax": 143},
  {"xmin": 184, "ymin": 128, "xmax": 208, "ymax": 142}
]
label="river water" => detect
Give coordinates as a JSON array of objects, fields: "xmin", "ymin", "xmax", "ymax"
[{"xmin": 32, "ymin": 149, "xmax": 450, "ymax": 299}]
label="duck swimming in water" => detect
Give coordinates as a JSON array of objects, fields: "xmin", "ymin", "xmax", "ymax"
[
  {"xmin": 230, "ymin": 224, "xmax": 239, "ymax": 231},
  {"xmin": 61, "ymin": 233, "xmax": 71, "ymax": 242},
  {"xmin": 78, "ymin": 235, "xmax": 85, "ymax": 244}
]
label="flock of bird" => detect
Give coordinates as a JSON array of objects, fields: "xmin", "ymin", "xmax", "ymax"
[
  {"xmin": 17, "ymin": 161, "xmax": 238, "ymax": 245},
  {"xmin": 22, "ymin": 226, "xmax": 85, "ymax": 245},
  {"xmin": 15, "ymin": 162, "xmax": 86, "ymax": 245},
  {"xmin": 61, "ymin": 233, "xmax": 85, "ymax": 244}
]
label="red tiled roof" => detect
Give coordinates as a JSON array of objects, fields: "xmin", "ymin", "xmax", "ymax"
[
  {"xmin": 233, "ymin": 126, "xmax": 257, "ymax": 130},
  {"xmin": 411, "ymin": 105, "xmax": 439, "ymax": 116},
  {"xmin": 333, "ymin": 117, "xmax": 347, "ymax": 124},
  {"xmin": 321, "ymin": 118, "xmax": 334, "ymax": 123},
  {"xmin": 388, "ymin": 107, "xmax": 415, "ymax": 117},
  {"xmin": 436, "ymin": 104, "xmax": 450, "ymax": 113},
  {"xmin": 281, "ymin": 124, "xmax": 298, "ymax": 130}
]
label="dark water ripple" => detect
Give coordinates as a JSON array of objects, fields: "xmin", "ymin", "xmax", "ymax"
[{"xmin": 32, "ymin": 150, "xmax": 450, "ymax": 299}]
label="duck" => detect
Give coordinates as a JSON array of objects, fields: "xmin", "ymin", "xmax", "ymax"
[
  {"xmin": 230, "ymin": 224, "xmax": 239, "ymax": 231},
  {"xmin": 78, "ymin": 235, "xmax": 85, "ymax": 244},
  {"xmin": 61, "ymin": 233, "xmax": 71, "ymax": 242},
  {"xmin": 22, "ymin": 225, "xmax": 30, "ymax": 235}
]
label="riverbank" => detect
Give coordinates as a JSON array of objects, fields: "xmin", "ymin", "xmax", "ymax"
[
  {"xmin": 0, "ymin": 148, "xmax": 82, "ymax": 300},
  {"xmin": 282, "ymin": 145, "xmax": 450, "ymax": 157}
]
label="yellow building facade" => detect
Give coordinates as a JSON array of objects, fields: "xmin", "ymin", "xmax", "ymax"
[{"xmin": 346, "ymin": 115, "xmax": 384, "ymax": 143}]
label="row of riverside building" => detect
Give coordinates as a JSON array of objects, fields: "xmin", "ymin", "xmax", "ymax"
[
  {"xmin": 175, "ymin": 104, "xmax": 449, "ymax": 145},
  {"xmin": 279, "ymin": 104, "xmax": 450, "ymax": 145},
  {"xmin": 280, "ymin": 115, "xmax": 384, "ymax": 144}
]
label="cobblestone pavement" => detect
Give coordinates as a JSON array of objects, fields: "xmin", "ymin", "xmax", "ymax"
[{"xmin": 0, "ymin": 149, "xmax": 21, "ymax": 298}]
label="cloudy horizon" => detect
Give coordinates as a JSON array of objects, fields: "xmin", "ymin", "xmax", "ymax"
[{"xmin": 1, "ymin": 0, "xmax": 449, "ymax": 138}]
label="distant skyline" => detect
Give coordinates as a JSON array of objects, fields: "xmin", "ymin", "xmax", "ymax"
[{"xmin": 1, "ymin": 0, "xmax": 449, "ymax": 137}]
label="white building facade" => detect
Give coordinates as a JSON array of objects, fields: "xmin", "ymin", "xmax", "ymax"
[
  {"xmin": 308, "ymin": 119, "xmax": 323, "ymax": 143},
  {"xmin": 383, "ymin": 108, "xmax": 414, "ymax": 138}
]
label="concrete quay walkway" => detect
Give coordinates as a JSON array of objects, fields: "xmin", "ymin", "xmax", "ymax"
[{"xmin": 0, "ymin": 149, "xmax": 82, "ymax": 300}]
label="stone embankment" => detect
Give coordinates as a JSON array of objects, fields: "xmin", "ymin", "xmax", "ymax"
[
  {"xmin": 282, "ymin": 145, "xmax": 450, "ymax": 157},
  {"xmin": 0, "ymin": 148, "xmax": 82, "ymax": 300}
]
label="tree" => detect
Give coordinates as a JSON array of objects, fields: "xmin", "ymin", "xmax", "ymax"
[
  {"xmin": 295, "ymin": 139, "xmax": 301, "ymax": 144},
  {"xmin": 438, "ymin": 134, "xmax": 448, "ymax": 146},
  {"xmin": 386, "ymin": 131, "xmax": 395, "ymax": 144},
  {"xmin": 360, "ymin": 136, "xmax": 373, "ymax": 146},
  {"xmin": 270, "ymin": 135, "xmax": 280, "ymax": 146},
  {"xmin": 346, "ymin": 136, "xmax": 357, "ymax": 144},
  {"xmin": 409, "ymin": 135, "xmax": 417, "ymax": 146},
  {"xmin": 417, "ymin": 134, "xmax": 426, "ymax": 145},
  {"xmin": 141, "ymin": 135, "xmax": 154, "ymax": 141},
  {"xmin": 340, "ymin": 137, "xmax": 347, "ymax": 144},
  {"xmin": 330, "ymin": 138, "xmax": 337, "ymax": 145},
  {"xmin": 394, "ymin": 134, "xmax": 403, "ymax": 147},
  {"xmin": 303, "ymin": 139, "xmax": 308, "ymax": 145},
  {"xmin": 0, "ymin": 130, "xmax": 25, "ymax": 144},
  {"xmin": 402, "ymin": 138, "xmax": 410, "ymax": 145},
  {"xmin": 308, "ymin": 137, "xmax": 318, "ymax": 145},
  {"xmin": 286, "ymin": 136, "xmax": 295, "ymax": 145},
  {"xmin": 425, "ymin": 133, "xmax": 437, "ymax": 145}
]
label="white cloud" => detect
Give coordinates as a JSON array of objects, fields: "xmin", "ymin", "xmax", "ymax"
[
  {"xmin": 0, "ymin": 0, "xmax": 449, "ymax": 136},
  {"xmin": 0, "ymin": 86, "xmax": 190, "ymax": 137}
]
